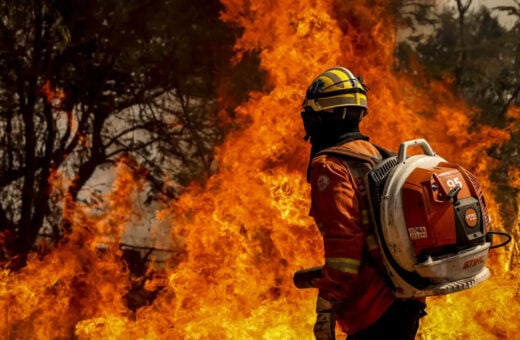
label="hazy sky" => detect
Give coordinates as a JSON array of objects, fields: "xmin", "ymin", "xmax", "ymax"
[
  {"xmin": 480, "ymin": 0, "xmax": 517, "ymax": 28},
  {"xmin": 443, "ymin": 0, "xmax": 518, "ymax": 28}
]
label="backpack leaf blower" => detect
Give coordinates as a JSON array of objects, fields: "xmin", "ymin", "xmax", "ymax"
[{"xmin": 294, "ymin": 139, "xmax": 511, "ymax": 298}]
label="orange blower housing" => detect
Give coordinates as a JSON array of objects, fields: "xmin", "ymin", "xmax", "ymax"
[
  {"xmin": 401, "ymin": 163, "xmax": 490, "ymax": 261},
  {"xmin": 367, "ymin": 139, "xmax": 492, "ymax": 297}
]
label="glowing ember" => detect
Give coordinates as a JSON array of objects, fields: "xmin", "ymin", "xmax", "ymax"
[
  {"xmin": 40, "ymin": 80, "xmax": 65, "ymax": 107},
  {"xmin": 1, "ymin": 1, "xmax": 518, "ymax": 339}
]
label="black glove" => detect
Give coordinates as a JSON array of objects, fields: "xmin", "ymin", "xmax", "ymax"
[{"xmin": 313, "ymin": 296, "xmax": 336, "ymax": 340}]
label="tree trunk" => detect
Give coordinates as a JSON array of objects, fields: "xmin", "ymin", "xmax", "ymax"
[
  {"xmin": 63, "ymin": 111, "xmax": 108, "ymax": 232},
  {"xmin": 454, "ymin": 0, "xmax": 472, "ymax": 89},
  {"xmin": 15, "ymin": 2, "xmax": 45, "ymax": 265},
  {"xmin": 500, "ymin": 82, "xmax": 520, "ymax": 118}
]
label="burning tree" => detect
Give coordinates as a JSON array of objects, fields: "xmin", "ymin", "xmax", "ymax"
[
  {"xmin": 0, "ymin": 0, "xmax": 264, "ymax": 265},
  {"xmin": 0, "ymin": 0, "xmax": 519, "ymax": 339}
]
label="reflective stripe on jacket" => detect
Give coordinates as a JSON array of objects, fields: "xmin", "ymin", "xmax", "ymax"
[{"xmin": 309, "ymin": 139, "xmax": 395, "ymax": 334}]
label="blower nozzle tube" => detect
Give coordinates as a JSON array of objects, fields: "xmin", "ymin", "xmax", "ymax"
[{"xmin": 293, "ymin": 266, "xmax": 323, "ymax": 289}]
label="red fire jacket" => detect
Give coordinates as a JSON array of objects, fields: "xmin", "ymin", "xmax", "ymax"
[{"xmin": 309, "ymin": 139, "xmax": 396, "ymax": 334}]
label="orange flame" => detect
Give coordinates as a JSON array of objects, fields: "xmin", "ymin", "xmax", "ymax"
[
  {"xmin": 1, "ymin": 160, "xmax": 143, "ymax": 338},
  {"xmin": 1, "ymin": 1, "xmax": 518, "ymax": 339},
  {"xmin": 40, "ymin": 80, "xmax": 65, "ymax": 107}
]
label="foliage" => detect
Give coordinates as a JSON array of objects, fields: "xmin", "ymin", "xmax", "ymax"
[
  {"xmin": 389, "ymin": 0, "xmax": 439, "ymax": 29},
  {"xmin": 0, "ymin": 0, "xmax": 264, "ymax": 264},
  {"xmin": 397, "ymin": 3, "xmax": 519, "ymax": 125}
]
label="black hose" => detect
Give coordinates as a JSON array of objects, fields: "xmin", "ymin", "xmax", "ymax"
[{"xmin": 487, "ymin": 230, "xmax": 513, "ymax": 249}]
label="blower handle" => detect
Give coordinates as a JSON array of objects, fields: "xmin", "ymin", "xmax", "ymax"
[{"xmin": 397, "ymin": 139, "xmax": 436, "ymax": 164}]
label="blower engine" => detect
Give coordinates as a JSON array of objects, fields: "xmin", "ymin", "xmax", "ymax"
[{"xmin": 294, "ymin": 139, "xmax": 511, "ymax": 298}]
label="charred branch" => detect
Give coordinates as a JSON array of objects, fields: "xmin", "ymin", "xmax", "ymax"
[{"xmin": 454, "ymin": 0, "xmax": 473, "ymax": 88}]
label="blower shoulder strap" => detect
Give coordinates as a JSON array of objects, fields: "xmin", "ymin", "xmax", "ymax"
[
  {"xmin": 314, "ymin": 144, "xmax": 395, "ymax": 167},
  {"xmin": 373, "ymin": 144, "xmax": 396, "ymax": 160}
]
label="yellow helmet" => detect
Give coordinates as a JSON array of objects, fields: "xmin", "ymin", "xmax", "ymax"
[{"xmin": 303, "ymin": 66, "xmax": 368, "ymax": 112}]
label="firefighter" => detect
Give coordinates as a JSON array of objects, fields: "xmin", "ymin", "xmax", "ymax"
[{"xmin": 301, "ymin": 66, "xmax": 426, "ymax": 339}]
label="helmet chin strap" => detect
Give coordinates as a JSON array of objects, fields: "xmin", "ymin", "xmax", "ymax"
[{"xmin": 341, "ymin": 107, "xmax": 347, "ymax": 120}]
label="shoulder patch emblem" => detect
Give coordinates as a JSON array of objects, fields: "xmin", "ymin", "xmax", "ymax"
[{"xmin": 317, "ymin": 175, "xmax": 330, "ymax": 192}]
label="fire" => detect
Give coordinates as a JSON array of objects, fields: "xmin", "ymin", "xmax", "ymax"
[
  {"xmin": 40, "ymin": 80, "xmax": 65, "ymax": 107},
  {"xmin": 1, "ymin": 0, "xmax": 518, "ymax": 339},
  {"xmin": 1, "ymin": 160, "xmax": 142, "ymax": 338}
]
